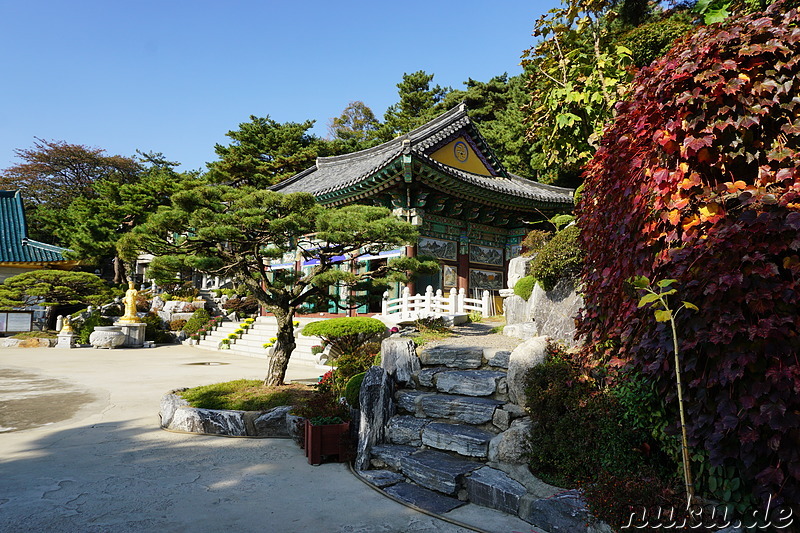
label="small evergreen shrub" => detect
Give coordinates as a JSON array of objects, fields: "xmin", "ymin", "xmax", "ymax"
[
  {"xmin": 182, "ymin": 308, "xmax": 211, "ymax": 336},
  {"xmin": 521, "ymin": 229, "xmax": 551, "ymax": 256},
  {"xmin": 169, "ymin": 319, "xmax": 187, "ymax": 331},
  {"xmin": 302, "ymin": 317, "xmax": 386, "ymax": 357},
  {"xmin": 344, "ymin": 372, "xmax": 366, "ymax": 409},
  {"xmin": 513, "ymin": 276, "xmax": 537, "ymax": 300},
  {"xmin": 528, "ymin": 224, "xmax": 582, "ymax": 291},
  {"xmin": 141, "ymin": 313, "xmax": 172, "ymax": 343},
  {"xmin": 75, "ymin": 312, "xmax": 113, "ymax": 344}
]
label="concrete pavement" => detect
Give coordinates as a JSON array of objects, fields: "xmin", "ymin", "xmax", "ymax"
[{"xmin": 0, "ymin": 344, "xmax": 535, "ymax": 533}]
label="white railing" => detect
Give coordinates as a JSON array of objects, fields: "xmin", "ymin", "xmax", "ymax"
[{"xmin": 380, "ymin": 286, "xmax": 493, "ymax": 320}]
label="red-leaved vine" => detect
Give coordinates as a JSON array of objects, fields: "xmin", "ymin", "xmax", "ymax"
[{"xmin": 577, "ymin": 3, "xmax": 800, "ymax": 507}]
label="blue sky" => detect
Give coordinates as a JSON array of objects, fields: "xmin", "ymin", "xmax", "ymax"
[{"xmin": 0, "ymin": 1, "xmax": 555, "ymax": 173}]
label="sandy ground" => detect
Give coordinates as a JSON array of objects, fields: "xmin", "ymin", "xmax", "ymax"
[{"xmin": 0, "ymin": 342, "xmax": 535, "ymax": 533}]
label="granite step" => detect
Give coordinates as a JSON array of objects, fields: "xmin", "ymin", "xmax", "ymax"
[
  {"xmin": 414, "ymin": 368, "xmax": 507, "ymax": 397},
  {"xmin": 384, "ymin": 482, "xmax": 467, "ymax": 514},
  {"xmin": 421, "ymin": 422, "xmax": 495, "ymax": 458},
  {"xmin": 398, "ymin": 449, "xmax": 482, "ymax": 495},
  {"xmin": 396, "ymin": 390, "xmax": 505, "ymax": 424}
]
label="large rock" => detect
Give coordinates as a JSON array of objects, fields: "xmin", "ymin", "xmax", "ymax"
[
  {"xmin": 422, "ymin": 422, "xmax": 495, "ymax": 458},
  {"xmin": 395, "ymin": 390, "xmax": 430, "ymax": 416},
  {"xmin": 488, "ymin": 417, "xmax": 532, "ymax": 464},
  {"xmin": 507, "ymin": 256, "xmax": 534, "ymax": 289},
  {"xmin": 399, "ymin": 449, "xmax": 481, "ymax": 495},
  {"xmin": 159, "ymin": 392, "xmax": 189, "ymax": 428},
  {"xmin": 465, "ymin": 466, "xmax": 527, "ymax": 515},
  {"xmin": 503, "ymin": 322, "xmax": 538, "ymax": 341},
  {"xmin": 529, "ymin": 278, "xmax": 583, "ymax": 348},
  {"xmin": 369, "ymin": 444, "xmax": 416, "ymax": 470},
  {"xmin": 504, "ymin": 294, "xmax": 531, "ymax": 325},
  {"xmin": 520, "ymin": 489, "xmax": 599, "ymax": 532},
  {"xmin": 507, "ymin": 336, "xmax": 548, "ymax": 406},
  {"xmin": 486, "ymin": 349, "xmax": 511, "ymax": 368},
  {"xmin": 163, "ymin": 300, "xmax": 196, "ymax": 314},
  {"xmin": 168, "ymin": 407, "xmax": 247, "ymax": 436},
  {"xmin": 434, "ymin": 370, "xmax": 506, "ymax": 397},
  {"xmin": 250, "ymin": 406, "xmax": 292, "ymax": 437},
  {"xmin": 419, "ymin": 345, "xmax": 482, "ymax": 369},
  {"xmin": 355, "ymin": 366, "xmax": 395, "ymax": 470},
  {"xmin": 415, "ymin": 367, "xmax": 443, "ymax": 387},
  {"xmin": 380, "ymin": 337, "xmax": 419, "ymax": 386}
]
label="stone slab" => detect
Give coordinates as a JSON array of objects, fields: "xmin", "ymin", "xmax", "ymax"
[
  {"xmin": 399, "ymin": 449, "xmax": 481, "ymax": 495},
  {"xmin": 488, "ymin": 417, "xmax": 532, "ymax": 464},
  {"xmin": 465, "ymin": 466, "xmax": 526, "ymax": 515},
  {"xmin": 420, "ymin": 394, "xmax": 504, "ymax": 425},
  {"xmin": 380, "ymin": 337, "xmax": 420, "ymax": 386},
  {"xmin": 419, "ymin": 345, "xmax": 483, "ymax": 369},
  {"xmin": 387, "ymin": 415, "xmax": 429, "ymax": 446},
  {"xmin": 384, "ymin": 482, "xmax": 467, "ymax": 514},
  {"xmin": 369, "ymin": 444, "xmax": 416, "ymax": 470},
  {"xmin": 415, "ymin": 367, "xmax": 443, "ymax": 388},
  {"xmin": 434, "ymin": 370, "xmax": 506, "ymax": 397},
  {"xmin": 395, "ymin": 390, "xmax": 432, "ymax": 416},
  {"xmin": 168, "ymin": 407, "xmax": 247, "ymax": 436},
  {"xmin": 486, "ymin": 349, "xmax": 511, "ymax": 368},
  {"xmin": 422, "ymin": 422, "xmax": 495, "ymax": 458},
  {"xmin": 356, "ymin": 366, "xmax": 395, "ymax": 470},
  {"xmin": 358, "ymin": 469, "xmax": 405, "ymax": 488},
  {"xmin": 250, "ymin": 406, "xmax": 292, "ymax": 437},
  {"xmin": 520, "ymin": 489, "xmax": 593, "ymax": 532}
]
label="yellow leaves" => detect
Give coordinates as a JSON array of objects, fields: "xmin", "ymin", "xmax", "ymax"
[
  {"xmin": 725, "ymin": 180, "xmax": 748, "ymax": 193},
  {"xmin": 699, "ymin": 202, "xmax": 723, "ymax": 221},
  {"xmin": 668, "ymin": 210, "xmax": 682, "ymax": 225},
  {"xmin": 783, "ymin": 255, "xmax": 799, "ymax": 269},
  {"xmin": 682, "ymin": 215, "xmax": 700, "ymax": 231},
  {"xmin": 738, "ymin": 73, "xmax": 751, "ymax": 83}
]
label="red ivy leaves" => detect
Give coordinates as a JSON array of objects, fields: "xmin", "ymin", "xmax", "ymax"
[{"xmin": 577, "ymin": 3, "xmax": 800, "ymax": 507}]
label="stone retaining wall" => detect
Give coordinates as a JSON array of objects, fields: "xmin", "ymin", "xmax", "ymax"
[
  {"xmin": 0, "ymin": 337, "xmax": 57, "ymax": 348},
  {"xmin": 159, "ymin": 391, "xmax": 298, "ymax": 438}
]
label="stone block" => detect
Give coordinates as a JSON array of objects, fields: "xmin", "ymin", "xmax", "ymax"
[
  {"xmin": 519, "ymin": 489, "xmax": 594, "ymax": 532},
  {"xmin": 434, "ymin": 370, "xmax": 506, "ymax": 397},
  {"xmin": 286, "ymin": 413, "xmax": 304, "ymax": 441},
  {"xmin": 251, "ymin": 406, "xmax": 292, "ymax": 437},
  {"xmin": 529, "ymin": 278, "xmax": 583, "ymax": 348},
  {"xmin": 384, "ymin": 482, "xmax": 467, "ymax": 514},
  {"xmin": 387, "ymin": 415, "xmax": 429, "ymax": 446},
  {"xmin": 420, "ymin": 394, "xmax": 504, "ymax": 425},
  {"xmin": 502, "ymin": 322, "xmax": 539, "ymax": 341},
  {"xmin": 415, "ymin": 367, "xmax": 443, "ymax": 388},
  {"xmin": 380, "ymin": 337, "xmax": 419, "ymax": 386},
  {"xmin": 465, "ymin": 466, "xmax": 526, "ymax": 515},
  {"xmin": 395, "ymin": 390, "xmax": 430, "ymax": 416},
  {"xmin": 159, "ymin": 392, "xmax": 189, "ymax": 428},
  {"xmin": 419, "ymin": 345, "xmax": 482, "ymax": 369},
  {"xmin": 507, "ymin": 336, "xmax": 548, "ymax": 405},
  {"xmin": 504, "ymin": 294, "xmax": 531, "ymax": 325},
  {"xmin": 486, "ymin": 349, "xmax": 511, "ymax": 368},
  {"xmin": 358, "ymin": 469, "xmax": 405, "ymax": 488},
  {"xmin": 422, "ymin": 422, "xmax": 495, "ymax": 458},
  {"xmin": 493, "ymin": 408, "xmax": 511, "ymax": 431},
  {"xmin": 488, "ymin": 417, "xmax": 532, "ymax": 464},
  {"xmin": 369, "ymin": 444, "xmax": 416, "ymax": 470},
  {"xmin": 507, "ymin": 256, "xmax": 534, "ymax": 289},
  {"xmin": 168, "ymin": 407, "xmax": 247, "ymax": 436},
  {"xmin": 399, "ymin": 449, "xmax": 481, "ymax": 495}
]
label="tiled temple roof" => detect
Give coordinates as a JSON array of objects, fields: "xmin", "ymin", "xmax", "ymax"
[
  {"xmin": 0, "ymin": 191, "xmax": 72, "ymax": 264},
  {"xmin": 272, "ymin": 104, "xmax": 574, "ymax": 207}
]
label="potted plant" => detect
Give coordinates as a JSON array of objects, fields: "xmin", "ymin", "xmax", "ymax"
[{"xmin": 293, "ymin": 370, "xmax": 352, "ymax": 466}]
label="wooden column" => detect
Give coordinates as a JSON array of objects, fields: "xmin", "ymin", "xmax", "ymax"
[{"xmin": 457, "ymin": 244, "xmax": 469, "ymax": 290}]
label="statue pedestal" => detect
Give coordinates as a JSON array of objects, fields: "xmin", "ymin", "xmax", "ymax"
[
  {"xmin": 115, "ymin": 322, "xmax": 147, "ymax": 347},
  {"xmin": 56, "ymin": 333, "xmax": 76, "ymax": 349}
]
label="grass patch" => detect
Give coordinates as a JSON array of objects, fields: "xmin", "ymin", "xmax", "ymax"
[
  {"xmin": 179, "ymin": 380, "xmax": 316, "ymax": 411},
  {"xmin": 12, "ymin": 330, "xmax": 57, "ymax": 339},
  {"xmin": 410, "ymin": 329, "xmax": 453, "ymax": 346}
]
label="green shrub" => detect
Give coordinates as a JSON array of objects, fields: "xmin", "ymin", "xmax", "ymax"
[
  {"xmin": 12, "ymin": 331, "xmax": 57, "ymax": 339},
  {"xmin": 467, "ymin": 311, "xmax": 483, "ymax": 323},
  {"xmin": 141, "ymin": 314, "xmax": 172, "ymax": 343},
  {"xmin": 521, "ymin": 229, "xmax": 551, "ymax": 257},
  {"xmin": 513, "ymin": 276, "xmax": 537, "ymax": 300},
  {"xmin": 182, "ymin": 308, "xmax": 211, "ymax": 336},
  {"xmin": 344, "ymin": 372, "xmax": 366, "ymax": 409},
  {"xmin": 75, "ymin": 311, "xmax": 113, "ymax": 344},
  {"xmin": 302, "ymin": 317, "xmax": 386, "ymax": 357},
  {"xmin": 528, "ymin": 224, "xmax": 582, "ymax": 291}
]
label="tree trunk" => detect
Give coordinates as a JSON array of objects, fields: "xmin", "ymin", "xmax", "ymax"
[
  {"xmin": 113, "ymin": 256, "xmax": 127, "ymax": 285},
  {"xmin": 263, "ymin": 311, "xmax": 297, "ymax": 386}
]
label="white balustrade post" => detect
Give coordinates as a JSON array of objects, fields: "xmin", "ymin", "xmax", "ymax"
[
  {"xmin": 402, "ymin": 286, "xmax": 411, "ymax": 319},
  {"xmin": 425, "ymin": 286, "xmax": 434, "ymax": 314},
  {"xmin": 381, "ymin": 291, "xmax": 389, "ymax": 316},
  {"xmin": 448, "ymin": 289, "xmax": 457, "ymax": 314},
  {"xmin": 457, "ymin": 288, "xmax": 466, "ymax": 313},
  {"xmin": 482, "ymin": 290, "xmax": 491, "ymax": 317},
  {"xmin": 435, "ymin": 289, "xmax": 443, "ymax": 314}
]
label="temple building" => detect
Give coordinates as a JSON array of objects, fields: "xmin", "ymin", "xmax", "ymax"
[
  {"xmin": 272, "ymin": 104, "xmax": 574, "ymax": 312},
  {"xmin": 0, "ymin": 190, "xmax": 77, "ymax": 283}
]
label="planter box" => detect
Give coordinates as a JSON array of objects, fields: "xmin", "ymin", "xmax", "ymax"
[{"xmin": 304, "ymin": 419, "xmax": 350, "ymax": 466}]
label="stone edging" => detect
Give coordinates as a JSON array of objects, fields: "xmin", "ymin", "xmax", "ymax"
[
  {"xmin": 0, "ymin": 337, "xmax": 57, "ymax": 348},
  {"xmin": 159, "ymin": 390, "xmax": 303, "ymax": 438}
]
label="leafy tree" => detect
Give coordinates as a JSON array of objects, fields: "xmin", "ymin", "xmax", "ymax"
[
  {"xmin": 379, "ymin": 71, "xmax": 452, "ymax": 139},
  {"xmin": 577, "ymin": 3, "xmax": 800, "ymax": 509},
  {"xmin": 328, "ymin": 101, "xmax": 381, "ymax": 150},
  {"xmin": 0, "ymin": 139, "xmax": 140, "ymax": 244},
  {"xmin": 206, "ymin": 115, "xmax": 333, "ymax": 188},
  {"xmin": 119, "ymin": 186, "xmax": 437, "ymax": 386},
  {"xmin": 60, "ymin": 153, "xmax": 202, "ymax": 283},
  {"xmin": 522, "ymin": 0, "xmax": 634, "ymax": 187},
  {"xmin": 0, "ymin": 270, "xmax": 112, "ymax": 328}
]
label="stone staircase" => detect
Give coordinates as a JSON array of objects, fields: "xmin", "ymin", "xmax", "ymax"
[
  {"xmin": 193, "ymin": 315, "xmax": 330, "ymax": 368},
  {"xmin": 358, "ymin": 339, "xmax": 606, "ymax": 532}
]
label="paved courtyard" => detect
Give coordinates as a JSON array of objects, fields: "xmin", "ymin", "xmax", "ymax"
[{"xmin": 0, "ymin": 343, "xmax": 533, "ymax": 533}]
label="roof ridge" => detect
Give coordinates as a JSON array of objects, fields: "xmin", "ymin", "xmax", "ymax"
[{"xmin": 507, "ymin": 173, "xmax": 576, "ymax": 193}]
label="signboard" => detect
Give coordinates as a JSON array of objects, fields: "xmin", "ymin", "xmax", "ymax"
[{"xmin": 0, "ymin": 312, "xmax": 33, "ymax": 332}]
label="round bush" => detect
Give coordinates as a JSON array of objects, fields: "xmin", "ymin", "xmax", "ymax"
[
  {"xmin": 344, "ymin": 372, "xmax": 366, "ymax": 409},
  {"xmin": 528, "ymin": 224, "xmax": 582, "ymax": 291},
  {"xmin": 182, "ymin": 308, "xmax": 211, "ymax": 335},
  {"xmin": 302, "ymin": 317, "xmax": 386, "ymax": 356},
  {"xmin": 513, "ymin": 276, "xmax": 537, "ymax": 301},
  {"xmin": 578, "ymin": 3, "xmax": 800, "ymax": 508}
]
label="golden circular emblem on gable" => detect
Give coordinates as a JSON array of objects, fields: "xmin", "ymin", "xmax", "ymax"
[{"xmin": 454, "ymin": 141, "xmax": 468, "ymax": 163}]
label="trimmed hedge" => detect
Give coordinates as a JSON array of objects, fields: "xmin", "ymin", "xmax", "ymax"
[
  {"xmin": 182, "ymin": 308, "xmax": 211, "ymax": 336},
  {"xmin": 302, "ymin": 317, "xmax": 386, "ymax": 356},
  {"xmin": 344, "ymin": 372, "xmax": 366, "ymax": 409},
  {"xmin": 513, "ymin": 276, "xmax": 537, "ymax": 300}
]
